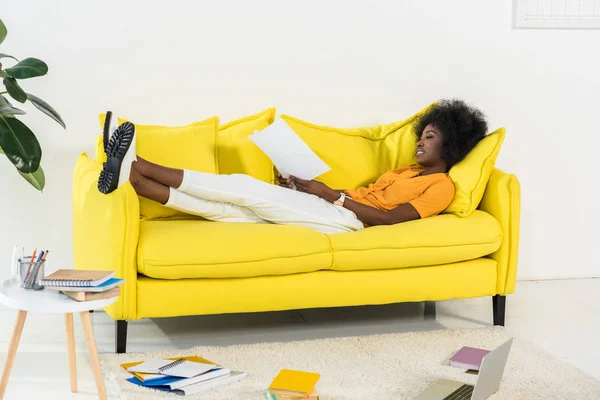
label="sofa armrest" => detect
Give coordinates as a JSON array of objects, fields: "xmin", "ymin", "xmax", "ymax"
[
  {"xmin": 478, "ymin": 168, "xmax": 521, "ymax": 295},
  {"xmin": 72, "ymin": 153, "xmax": 140, "ymax": 320}
]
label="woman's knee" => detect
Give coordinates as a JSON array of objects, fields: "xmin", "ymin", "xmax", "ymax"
[{"xmin": 129, "ymin": 163, "xmax": 143, "ymax": 192}]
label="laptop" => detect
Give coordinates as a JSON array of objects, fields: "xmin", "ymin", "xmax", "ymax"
[{"xmin": 414, "ymin": 338, "xmax": 513, "ymax": 400}]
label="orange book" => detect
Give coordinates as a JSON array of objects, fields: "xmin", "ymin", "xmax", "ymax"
[
  {"xmin": 61, "ymin": 287, "xmax": 121, "ymax": 302},
  {"xmin": 268, "ymin": 369, "xmax": 320, "ymax": 398}
]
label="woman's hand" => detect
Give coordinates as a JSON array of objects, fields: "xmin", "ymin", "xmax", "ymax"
[
  {"xmin": 289, "ymin": 175, "xmax": 340, "ymax": 203},
  {"xmin": 276, "ymin": 174, "xmax": 294, "ymax": 189}
]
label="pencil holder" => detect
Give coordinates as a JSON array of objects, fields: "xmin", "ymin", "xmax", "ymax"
[{"xmin": 18, "ymin": 257, "xmax": 45, "ymax": 290}]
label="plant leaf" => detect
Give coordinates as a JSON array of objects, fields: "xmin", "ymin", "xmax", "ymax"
[
  {"xmin": 0, "ymin": 53, "xmax": 18, "ymax": 62},
  {"xmin": 18, "ymin": 165, "xmax": 45, "ymax": 191},
  {"xmin": 0, "ymin": 95, "xmax": 25, "ymax": 115},
  {"xmin": 3, "ymin": 78, "xmax": 27, "ymax": 103},
  {"xmin": 0, "ymin": 20, "xmax": 6, "ymax": 46},
  {"xmin": 0, "ymin": 115, "xmax": 41, "ymax": 173},
  {"xmin": 5, "ymin": 58, "xmax": 48, "ymax": 79},
  {"xmin": 26, "ymin": 93, "xmax": 65, "ymax": 128}
]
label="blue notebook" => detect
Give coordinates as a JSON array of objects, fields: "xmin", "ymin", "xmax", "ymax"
[
  {"xmin": 127, "ymin": 376, "xmax": 184, "ymax": 390},
  {"xmin": 44, "ymin": 278, "xmax": 124, "ymax": 293}
]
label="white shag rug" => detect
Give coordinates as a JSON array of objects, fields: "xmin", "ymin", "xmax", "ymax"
[{"xmin": 100, "ymin": 327, "xmax": 600, "ymax": 399}]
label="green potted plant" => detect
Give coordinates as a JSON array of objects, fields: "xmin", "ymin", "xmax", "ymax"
[{"xmin": 0, "ymin": 18, "xmax": 65, "ymax": 191}]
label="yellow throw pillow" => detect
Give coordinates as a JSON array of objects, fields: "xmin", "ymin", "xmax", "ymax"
[
  {"xmin": 217, "ymin": 108, "xmax": 276, "ymax": 181},
  {"xmin": 446, "ymin": 128, "xmax": 506, "ymax": 216},
  {"xmin": 279, "ymin": 105, "xmax": 431, "ymax": 190},
  {"xmin": 96, "ymin": 114, "xmax": 219, "ymax": 219}
]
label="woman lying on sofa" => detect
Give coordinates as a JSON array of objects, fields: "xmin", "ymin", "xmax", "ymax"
[{"xmin": 97, "ymin": 99, "xmax": 488, "ymax": 234}]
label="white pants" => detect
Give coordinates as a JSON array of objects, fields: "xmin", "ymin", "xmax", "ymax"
[{"xmin": 164, "ymin": 171, "xmax": 365, "ymax": 234}]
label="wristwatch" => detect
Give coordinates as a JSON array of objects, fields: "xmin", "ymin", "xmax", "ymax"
[{"xmin": 333, "ymin": 192, "xmax": 347, "ymax": 206}]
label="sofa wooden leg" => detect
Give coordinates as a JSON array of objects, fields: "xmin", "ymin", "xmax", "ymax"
[
  {"xmin": 493, "ymin": 295, "xmax": 506, "ymax": 326},
  {"xmin": 424, "ymin": 301, "xmax": 436, "ymax": 320},
  {"xmin": 115, "ymin": 320, "xmax": 128, "ymax": 354}
]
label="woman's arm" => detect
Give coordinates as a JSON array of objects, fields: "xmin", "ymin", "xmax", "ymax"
[
  {"xmin": 343, "ymin": 200, "xmax": 420, "ymax": 226},
  {"xmin": 288, "ymin": 176, "xmax": 421, "ymax": 226}
]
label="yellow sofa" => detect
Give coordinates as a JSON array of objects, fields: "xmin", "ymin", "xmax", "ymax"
[{"xmin": 73, "ymin": 109, "xmax": 520, "ymax": 353}]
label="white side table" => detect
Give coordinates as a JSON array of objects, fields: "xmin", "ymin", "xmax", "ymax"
[{"xmin": 0, "ymin": 278, "xmax": 117, "ymax": 400}]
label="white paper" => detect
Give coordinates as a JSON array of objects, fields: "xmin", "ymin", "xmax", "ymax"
[
  {"xmin": 173, "ymin": 371, "xmax": 247, "ymax": 396},
  {"xmin": 249, "ymin": 118, "xmax": 331, "ymax": 181},
  {"xmin": 169, "ymin": 368, "xmax": 230, "ymax": 390},
  {"xmin": 127, "ymin": 359, "xmax": 173, "ymax": 373}
]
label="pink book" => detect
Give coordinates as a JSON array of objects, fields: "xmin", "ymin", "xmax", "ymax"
[{"xmin": 449, "ymin": 346, "xmax": 491, "ymax": 370}]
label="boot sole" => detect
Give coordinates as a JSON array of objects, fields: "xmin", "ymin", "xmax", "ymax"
[{"xmin": 98, "ymin": 122, "xmax": 136, "ymax": 194}]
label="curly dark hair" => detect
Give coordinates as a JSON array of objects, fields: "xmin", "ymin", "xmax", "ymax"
[{"xmin": 413, "ymin": 99, "xmax": 488, "ymax": 169}]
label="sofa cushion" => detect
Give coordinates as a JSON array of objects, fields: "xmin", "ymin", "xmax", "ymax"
[
  {"xmin": 445, "ymin": 128, "xmax": 505, "ymax": 216},
  {"xmin": 217, "ymin": 108, "xmax": 276, "ymax": 182},
  {"xmin": 279, "ymin": 106, "xmax": 429, "ymax": 190},
  {"xmin": 328, "ymin": 210, "xmax": 502, "ymax": 272},
  {"xmin": 281, "ymin": 106, "xmax": 506, "ymax": 217},
  {"xmin": 97, "ymin": 114, "xmax": 219, "ymax": 220},
  {"xmin": 137, "ymin": 219, "xmax": 333, "ymax": 279}
]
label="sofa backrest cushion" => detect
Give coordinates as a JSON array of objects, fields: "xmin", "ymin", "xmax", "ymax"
[
  {"xmin": 217, "ymin": 108, "xmax": 276, "ymax": 182},
  {"xmin": 96, "ymin": 114, "xmax": 219, "ymax": 220},
  {"xmin": 281, "ymin": 105, "xmax": 505, "ymax": 217},
  {"xmin": 279, "ymin": 104, "xmax": 431, "ymax": 190}
]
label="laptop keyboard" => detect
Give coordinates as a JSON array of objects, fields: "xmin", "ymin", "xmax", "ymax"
[{"xmin": 443, "ymin": 384, "xmax": 474, "ymax": 400}]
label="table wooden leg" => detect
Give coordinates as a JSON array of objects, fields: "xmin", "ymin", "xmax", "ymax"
[
  {"xmin": 64, "ymin": 313, "xmax": 77, "ymax": 393},
  {"xmin": 0, "ymin": 310, "xmax": 27, "ymax": 400},
  {"xmin": 80, "ymin": 311, "xmax": 107, "ymax": 400}
]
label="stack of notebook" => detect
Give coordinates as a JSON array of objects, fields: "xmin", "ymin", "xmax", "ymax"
[
  {"xmin": 265, "ymin": 369, "xmax": 320, "ymax": 399},
  {"xmin": 41, "ymin": 269, "xmax": 124, "ymax": 301},
  {"xmin": 122, "ymin": 356, "xmax": 246, "ymax": 396}
]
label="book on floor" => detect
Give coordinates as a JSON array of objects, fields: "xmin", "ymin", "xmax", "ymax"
[
  {"xmin": 121, "ymin": 355, "xmax": 246, "ymax": 396},
  {"xmin": 449, "ymin": 346, "xmax": 491, "ymax": 370},
  {"xmin": 121, "ymin": 356, "xmax": 216, "ymax": 382},
  {"xmin": 268, "ymin": 369, "xmax": 320, "ymax": 398},
  {"xmin": 41, "ymin": 269, "xmax": 115, "ymax": 287},
  {"xmin": 171, "ymin": 371, "xmax": 247, "ymax": 396},
  {"xmin": 265, "ymin": 388, "xmax": 320, "ymax": 400},
  {"xmin": 127, "ymin": 371, "xmax": 246, "ymax": 396},
  {"xmin": 126, "ymin": 367, "xmax": 231, "ymax": 389},
  {"xmin": 60, "ymin": 286, "xmax": 121, "ymax": 302},
  {"xmin": 44, "ymin": 277, "xmax": 124, "ymax": 293},
  {"xmin": 127, "ymin": 359, "xmax": 215, "ymax": 378},
  {"xmin": 168, "ymin": 368, "xmax": 231, "ymax": 390}
]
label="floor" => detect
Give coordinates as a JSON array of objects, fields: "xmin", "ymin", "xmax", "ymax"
[{"xmin": 0, "ymin": 278, "xmax": 598, "ymax": 399}]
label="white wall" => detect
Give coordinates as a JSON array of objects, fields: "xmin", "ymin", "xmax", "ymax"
[{"xmin": 1, "ymin": 0, "xmax": 599, "ymax": 282}]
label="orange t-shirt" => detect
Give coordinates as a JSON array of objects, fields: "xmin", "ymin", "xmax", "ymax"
[{"xmin": 344, "ymin": 165, "xmax": 455, "ymax": 218}]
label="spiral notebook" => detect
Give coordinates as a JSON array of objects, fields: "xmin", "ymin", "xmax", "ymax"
[
  {"xmin": 41, "ymin": 269, "xmax": 115, "ymax": 287},
  {"xmin": 127, "ymin": 358, "xmax": 216, "ymax": 378}
]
